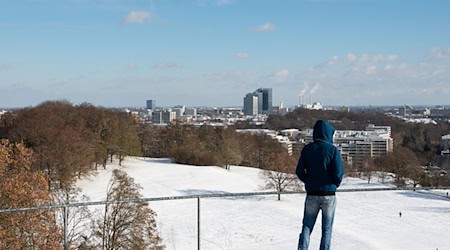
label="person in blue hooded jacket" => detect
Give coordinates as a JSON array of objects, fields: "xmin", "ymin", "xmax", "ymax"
[{"xmin": 296, "ymin": 120, "xmax": 344, "ymax": 250}]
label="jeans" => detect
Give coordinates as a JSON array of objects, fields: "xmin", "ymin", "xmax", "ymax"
[{"xmin": 298, "ymin": 195, "xmax": 336, "ymax": 250}]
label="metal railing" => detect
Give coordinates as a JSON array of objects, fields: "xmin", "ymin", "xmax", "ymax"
[{"xmin": 1, "ymin": 187, "xmax": 449, "ymax": 250}]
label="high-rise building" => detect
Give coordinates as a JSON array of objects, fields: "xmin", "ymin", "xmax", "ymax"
[
  {"xmin": 243, "ymin": 93, "xmax": 259, "ymax": 115},
  {"xmin": 243, "ymin": 88, "xmax": 272, "ymax": 116},
  {"xmin": 146, "ymin": 100, "xmax": 156, "ymax": 110},
  {"xmin": 256, "ymin": 88, "xmax": 272, "ymax": 115}
]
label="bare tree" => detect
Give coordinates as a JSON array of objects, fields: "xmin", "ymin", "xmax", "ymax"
[
  {"xmin": 262, "ymin": 152, "xmax": 300, "ymax": 200},
  {"xmin": 95, "ymin": 169, "xmax": 163, "ymax": 250},
  {"xmin": 362, "ymin": 156, "xmax": 376, "ymax": 184},
  {"xmin": 376, "ymin": 146, "xmax": 421, "ymax": 187},
  {"xmin": 53, "ymin": 186, "xmax": 93, "ymax": 248}
]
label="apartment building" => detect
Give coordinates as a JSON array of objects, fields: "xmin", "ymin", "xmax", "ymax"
[
  {"xmin": 302, "ymin": 124, "xmax": 393, "ymax": 167},
  {"xmin": 152, "ymin": 110, "xmax": 176, "ymax": 124}
]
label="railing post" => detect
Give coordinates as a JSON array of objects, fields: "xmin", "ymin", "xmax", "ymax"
[
  {"xmin": 197, "ymin": 196, "xmax": 200, "ymax": 250},
  {"xmin": 63, "ymin": 205, "xmax": 68, "ymax": 250}
]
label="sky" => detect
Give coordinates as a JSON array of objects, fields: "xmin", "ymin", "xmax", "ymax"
[
  {"xmin": 1, "ymin": 0, "xmax": 450, "ymax": 108},
  {"xmin": 76, "ymin": 157, "xmax": 450, "ymax": 249}
]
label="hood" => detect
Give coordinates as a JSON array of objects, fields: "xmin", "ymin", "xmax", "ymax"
[{"xmin": 312, "ymin": 120, "xmax": 335, "ymax": 144}]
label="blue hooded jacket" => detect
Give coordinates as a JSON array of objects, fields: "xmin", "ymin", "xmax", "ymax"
[{"xmin": 296, "ymin": 120, "xmax": 344, "ymax": 194}]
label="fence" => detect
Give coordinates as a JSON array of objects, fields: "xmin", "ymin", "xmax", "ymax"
[{"xmin": 0, "ymin": 187, "xmax": 449, "ymax": 250}]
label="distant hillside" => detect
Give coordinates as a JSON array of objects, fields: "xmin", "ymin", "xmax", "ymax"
[{"xmin": 266, "ymin": 108, "xmax": 398, "ymax": 130}]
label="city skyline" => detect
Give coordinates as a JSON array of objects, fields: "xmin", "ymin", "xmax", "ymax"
[{"xmin": 1, "ymin": 0, "xmax": 450, "ymax": 108}]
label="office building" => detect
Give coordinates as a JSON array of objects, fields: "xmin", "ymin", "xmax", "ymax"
[
  {"xmin": 243, "ymin": 92, "xmax": 260, "ymax": 116},
  {"xmin": 256, "ymin": 88, "xmax": 272, "ymax": 115},
  {"xmin": 243, "ymin": 87, "xmax": 272, "ymax": 116},
  {"xmin": 146, "ymin": 100, "xmax": 156, "ymax": 110}
]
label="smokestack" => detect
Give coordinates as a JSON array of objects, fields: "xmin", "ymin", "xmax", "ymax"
[{"xmin": 299, "ymin": 82, "xmax": 309, "ymax": 107}]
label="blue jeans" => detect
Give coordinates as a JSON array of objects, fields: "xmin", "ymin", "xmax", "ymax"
[{"xmin": 298, "ymin": 195, "xmax": 336, "ymax": 250}]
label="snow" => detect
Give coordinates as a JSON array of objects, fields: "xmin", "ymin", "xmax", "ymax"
[{"xmin": 77, "ymin": 157, "xmax": 450, "ymax": 250}]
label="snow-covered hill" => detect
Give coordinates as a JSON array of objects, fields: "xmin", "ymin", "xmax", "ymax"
[{"xmin": 77, "ymin": 157, "xmax": 450, "ymax": 250}]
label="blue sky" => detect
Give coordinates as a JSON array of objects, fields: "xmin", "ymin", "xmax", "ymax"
[{"xmin": 1, "ymin": 0, "xmax": 450, "ymax": 108}]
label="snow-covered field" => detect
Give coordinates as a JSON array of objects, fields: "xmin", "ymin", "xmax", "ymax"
[{"xmin": 77, "ymin": 157, "xmax": 450, "ymax": 250}]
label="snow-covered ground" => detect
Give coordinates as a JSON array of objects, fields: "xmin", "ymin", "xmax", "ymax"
[{"xmin": 77, "ymin": 157, "xmax": 450, "ymax": 250}]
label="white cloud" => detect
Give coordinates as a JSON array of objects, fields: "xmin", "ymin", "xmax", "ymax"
[
  {"xmin": 428, "ymin": 47, "xmax": 450, "ymax": 60},
  {"xmin": 236, "ymin": 52, "xmax": 249, "ymax": 59},
  {"xmin": 386, "ymin": 54, "xmax": 398, "ymax": 61},
  {"xmin": 359, "ymin": 54, "xmax": 370, "ymax": 63},
  {"xmin": 314, "ymin": 56, "xmax": 340, "ymax": 69},
  {"xmin": 123, "ymin": 11, "xmax": 152, "ymax": 24},
  {"xmin": 254, "ymin": 22, "xmax": 275, "ymax": 32},
  {"xmin": 372, "ymin": 54, "xmax": 398, "ymax": 63},
  {"xmin": 315, "ymin": 53, "xmax": 399, "ymax": 73},
  {"xmin": 153, "ymin": 62, "xmax": 183, "ymax": 69},
  {"xmin": 347, "ymin": 53, "xmax": 357, "ymax": 62},
  {"xmin": 365, "ymin": 65, "xmax": 377, "ymax": 75},
  {"xmin": 293, "ymin": 49, "xmax": 450, "ymax": 105},
  {"xmin": 328, "ymin": 56, "xmax": 339, "ymax": 65},
  {"xmin": 270, "ymin": 69, "xmax": 289, "ymax": 82}
]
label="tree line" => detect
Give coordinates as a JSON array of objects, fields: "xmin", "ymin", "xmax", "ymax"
[
  {"xmin": 0, "ymin": 100, "xmax": 141, "ymax": 190},
  {"xmin": 139, "ymin": 122, "xmax": 296, "ymax": 172}
]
